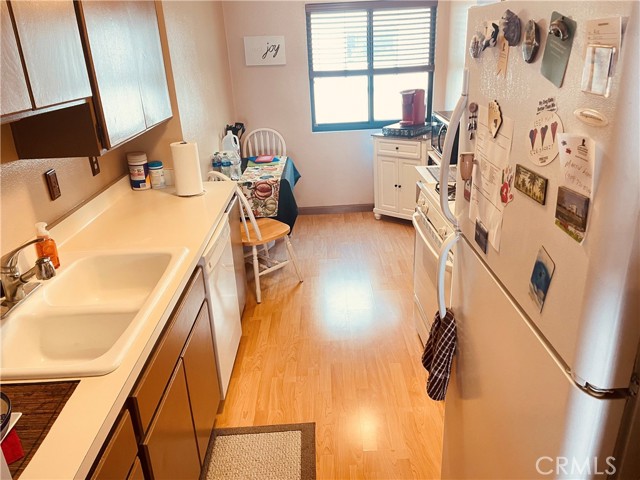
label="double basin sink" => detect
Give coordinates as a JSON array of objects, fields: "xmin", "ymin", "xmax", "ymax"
[{"xmin": 1, "ymin": 249, "xmax": 187, "ymax": 380}]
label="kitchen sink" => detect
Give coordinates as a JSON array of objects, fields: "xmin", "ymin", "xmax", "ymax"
[{"xmin": 0, "ymin": 249, "xmax": 187, "ymax": 380}]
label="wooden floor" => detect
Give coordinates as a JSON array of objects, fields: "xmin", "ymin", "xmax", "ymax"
[{"xmin": 215, "ymin": 212, "xmax": 444, "ymax": 479}]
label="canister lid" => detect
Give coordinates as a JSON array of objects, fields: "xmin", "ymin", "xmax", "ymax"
[
  {"xmin": 127, "ymin": 152, "xmax": 148, "ymax": 164},
  {"xmin": 148, "ymin": 161, "xmax": 163, "ymax": 169}
]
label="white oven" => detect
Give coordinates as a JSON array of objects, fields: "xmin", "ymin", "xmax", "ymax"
[{"xmin": 412, "ymin": 169, "xmax": 454, "ymax": 345}]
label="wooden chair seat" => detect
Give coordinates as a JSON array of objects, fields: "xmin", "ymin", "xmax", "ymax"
[
  {"xmin": 241, "ymin": 218, "xmax": 290, "ymax": 246},
  {"xmin": 207, "ymin": 170, "xmax": 302, "ymax": 304}
]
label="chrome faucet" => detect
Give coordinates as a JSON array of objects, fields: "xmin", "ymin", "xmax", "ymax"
[{"xmin": 1, "ymin": 238, "xmax": 56, "ymax": 317}]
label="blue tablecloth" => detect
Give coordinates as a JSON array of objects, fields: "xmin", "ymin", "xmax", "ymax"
[{"xmin": 241, "ymin": 156, "xmax": 301, "ymax": 230}]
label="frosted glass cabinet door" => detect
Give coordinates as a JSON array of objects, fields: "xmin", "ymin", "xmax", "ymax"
[
  {"xmin": 11, "ymin": 0, "xmax": 91, "ymax": 110},
  {"xmin": 78, "ymin": 0, "xmax": 146, "ymax": 148},
  {"xmin": 127, "ymin": 0, "xmax": 172, "ymax": 129},
  {"xmin": 1, "ymin": 1, "xmax": 31, "ymax": 116}
]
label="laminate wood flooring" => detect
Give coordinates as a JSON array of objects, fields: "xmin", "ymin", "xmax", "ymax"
[{"xmin": 215, "ymin": 212, "xmax": 444, "ymax": 479}]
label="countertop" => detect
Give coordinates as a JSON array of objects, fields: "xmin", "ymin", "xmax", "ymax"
[{"xmin": 1, "ymin": 177, "xmax": 236, "ymax": 479}]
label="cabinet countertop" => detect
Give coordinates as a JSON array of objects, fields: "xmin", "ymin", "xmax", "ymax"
[{"xmin": 1, "ymin": 177, "xmax": 235, "ymax": 479}]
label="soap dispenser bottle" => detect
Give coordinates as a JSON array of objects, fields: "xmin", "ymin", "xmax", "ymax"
[{"xmin": 35, "ymin": 222, "xmax": 60, "ymax": 268}]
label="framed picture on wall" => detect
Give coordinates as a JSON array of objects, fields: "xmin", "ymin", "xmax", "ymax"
[{"xmin": 243, "ymin": 36, "xmax": 286, "ymax": 66}]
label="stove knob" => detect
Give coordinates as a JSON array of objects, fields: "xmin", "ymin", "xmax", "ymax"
[
  {"xmin": 421, "ymin": 203, "xmax": 429, "ymax": 215},
  {"xmin": 438, "ymin": 226, "xmax": 448, "ymax": 237}
]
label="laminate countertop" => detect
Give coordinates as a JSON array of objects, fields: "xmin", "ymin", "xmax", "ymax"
[{"xmin": 0, "ymin": 177, "xmax": 236, "ymax": 479}]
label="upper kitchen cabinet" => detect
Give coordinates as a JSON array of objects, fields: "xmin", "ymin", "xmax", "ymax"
[
  {"xmin": 76, "ymin": 0, "xmax": 172, "ymax": 149},
  {"xmin": 10, "ymin": 0, "xmax": 172, "ymax": 158},
  {"xmin": 1, "ymin": 0, "xmax": 91, "ymax": 118}
]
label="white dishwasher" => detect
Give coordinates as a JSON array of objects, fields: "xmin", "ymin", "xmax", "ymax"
[{"xmin": 203, "ymin": 213, "xmax": 242, "ymax": 399}]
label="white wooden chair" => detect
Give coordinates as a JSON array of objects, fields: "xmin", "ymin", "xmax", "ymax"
[
  {"xmin": 243, "ymin": 128, "xmax": 287, "ymax": 157},
  {"xmin": 207, "ymin": 171, "xmax": 303, "ymax": 304}
]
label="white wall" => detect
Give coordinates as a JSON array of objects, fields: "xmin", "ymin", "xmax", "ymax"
[
  {"xmin": 222, "ymin": 1, "xmax": 377, "ymax": 209},
  {"xmin": 433, "ymin": 0, "xmax": 475, "ymax": 111}
]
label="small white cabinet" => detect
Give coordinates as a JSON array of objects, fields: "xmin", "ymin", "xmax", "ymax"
[{"xmin": 373, "ymin": 135, "xmax": 428, "ymax": 220}]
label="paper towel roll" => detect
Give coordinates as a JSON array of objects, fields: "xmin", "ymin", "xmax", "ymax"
[{"xmin": 170, "ymin": 141, "xmax": 204, "ymax": 196}]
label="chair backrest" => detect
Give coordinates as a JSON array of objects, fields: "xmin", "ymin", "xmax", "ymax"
[
  {"xmin": 207, "ymin": 171, "xmax": 262, "ymax": 242},
  {"xmin": 243, "ymin": 128, "xmax": 287, "ymax": 157}
]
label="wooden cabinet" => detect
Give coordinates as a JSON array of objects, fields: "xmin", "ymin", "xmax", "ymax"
[
  {"xmin": 142, "ymin": 359, "xmax": 201, "ymax": 480},
  {"xmin": 77, "ymin": 0, "xmax": 171, "ymax": 149},
  {"xmin": 182, "ymin": 304, "xmax": 220, "ymax": 464},
  {"xmin": 373, "ymin": 135, "xmax": 427, "ymax": 220},
  {"xmin": 90, "ymin": 409, "xmax": 139, "ymax": 480},
  {"xmin": 1, "ymin": 0, "xmax": 91, "ymax": 118},
  {"xmin": 9, "ymin": 0, "xmax": 172, "ymax": 158},
  {"xmin": 109, "ymin": 266, "xmax": 221, "ymax": 479}
]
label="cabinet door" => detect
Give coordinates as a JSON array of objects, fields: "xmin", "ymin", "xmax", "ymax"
[
  {"xmin": 78, "ymin": 0, "xmax": 146, "ymax": 148},
  {"xmin": 377, "ymin": 157, "xmax": 399, "ymax": 212},
  {"xmin": 1, "ymin": 1, "xmax": 31, "ymax": 116},
  {"xmin": 91, "ymin": 409, "xmax": 138, "ymax": 480},
  {"xmin": 142, "ymin": 359, "xmax": 201, "ymax": 480},
  {"xmin": 398, "ymin": 159, "xmax": 421, "ymax": 216},
  {"xmin": 11, "ymin": 0, "xmax": 91, "ymax": 110},
  {"xmin": 182, "ymin": 303, "xmax": 220, "ymax": 465},
  {"xmin": 127, "ymin": 1, "xmax": 171, "ymax": 129}
]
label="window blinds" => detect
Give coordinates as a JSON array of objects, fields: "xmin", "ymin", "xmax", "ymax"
[{"xmin": 307, "ymin": 2, "xmax": 436, "ymax": 73}]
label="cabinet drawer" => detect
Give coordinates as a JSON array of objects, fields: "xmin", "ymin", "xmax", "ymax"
[
  {"xmin": 376, "ymin": 139, "xmax": 422, "ymax": 159},
  {"xmin": 131, "ymin": 267, "xmax": 206, "ymax": 434}
]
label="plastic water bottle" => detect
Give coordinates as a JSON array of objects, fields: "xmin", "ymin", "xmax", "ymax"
[
  {"xmin": 211, "ymin": 153, "xmax": 222, "ymax": 172},
  {"xmin": 229, "ymin": 151, "xmax": 242, "ymax": 180},
  {"xmin": 221, "ymin": 153, "xmax": 232, "ymax": 178}
]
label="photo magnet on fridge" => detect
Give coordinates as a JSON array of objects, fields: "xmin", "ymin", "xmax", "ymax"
[
  {"xmin": 555, "ymin": 186, "xmax": 590, "ymax": 243},
  {"xmin": 529, "ymin": 246, "xmax": 555, "ymax": 312},
  {"xmin": 474, "ymin": 220, "xmax": 489, "ymax": 254},
  {"xmin": 514, "ymin": 164, "xmax": 548, "ymax": 205}
]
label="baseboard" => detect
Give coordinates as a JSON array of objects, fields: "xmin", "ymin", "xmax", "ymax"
[{"xmin": 298, "ymin": 204, "xmax": 374, "ymax": 215}]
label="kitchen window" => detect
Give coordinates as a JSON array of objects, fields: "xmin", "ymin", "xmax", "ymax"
[{"xmin": 305, "ymin": 1, "xmax": 437, "ymax": 132}]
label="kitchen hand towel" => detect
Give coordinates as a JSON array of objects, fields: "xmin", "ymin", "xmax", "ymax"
[
  {"xmin": 421, "ymin": 308, "xmax": 457, "ymax": 401},
  {"xmin": 170, "ymin": 141, "xmax": 204, "ymax": 196}
]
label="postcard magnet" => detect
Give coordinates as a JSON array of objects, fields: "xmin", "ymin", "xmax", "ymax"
[
  {"xmin": 514, "ymin": 164, "xmax": 548, "ymax": 205},
  {"xmin": 555, "ymin": 186, "xmax": 590, "ymax": 243},
  {"xmin": 474, "ymin": 220, "xmax": 489, "ymax": 254},
  {"xmin": 529, "ymin": 246, "xmax": 555, "ymax": 312}
]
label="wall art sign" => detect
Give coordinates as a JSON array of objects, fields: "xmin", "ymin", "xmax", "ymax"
[{"xmin": 244, "ymin": 36, "xmax": 286, "ymax": 66}]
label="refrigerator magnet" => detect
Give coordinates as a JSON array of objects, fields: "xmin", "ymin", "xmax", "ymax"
[
  {"xmin": 527, "ymin": 110, "xmax": 564, "ymax": 166},
  {"xmin": 529, "ymin": 246, "xmax": 555, "ymax": 312},
  {"xmin": 540, "ymin": 12, "xmax": 576, "ymax": 88},
  {"xmin": 488, "ymin": 100, "xmax": 503, "ymax": 138},
  {"xmin": 500, "ymin": 10, "xmax": 521, "ymax": 47},
  {"xmin": 522, "ymin": 19, "xmax": 540, "ymax": 64},
  {"xmin": 500, "ymin": 166, "xmax": 515, "ymax": 206},
  {"xmin": 474, "ymin": 220, "xmax": 489, "ymax": 254},
  {"xmin": 555, "ymin": 186, "xmax": 590, "ymax": 244},
  {"xmin": 514, "ymin": 164, "xmax": 548, "ymax": 205}
]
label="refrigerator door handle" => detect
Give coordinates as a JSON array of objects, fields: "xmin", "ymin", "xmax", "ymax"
[
  {"xmin": 439, "ymin": 69, "xmax": 469, "ymax": 229},
  {"xmin": 437, "ymin": 231, "xmax": 459, "ymax": 318}
]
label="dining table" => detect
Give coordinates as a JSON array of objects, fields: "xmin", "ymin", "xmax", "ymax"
[{"xmin": 239, "ymin": 156, "xmax": 301, "ymax": 230}]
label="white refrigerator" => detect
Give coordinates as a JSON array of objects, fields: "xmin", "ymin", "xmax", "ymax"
[{"xmin": 435, "ymin": 2, "xmax": 640, "ymax": 478}]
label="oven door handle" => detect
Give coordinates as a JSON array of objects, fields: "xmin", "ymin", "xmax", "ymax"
[{"xmin": 437, "ymin": 231, "xmax": 459, "ymax": 319}]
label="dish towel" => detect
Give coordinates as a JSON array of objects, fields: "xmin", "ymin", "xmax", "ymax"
[{"xmin": 421, "ymin": 308, "xmax": 457, "ymax": 401}]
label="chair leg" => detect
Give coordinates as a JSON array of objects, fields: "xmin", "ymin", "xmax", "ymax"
[
  {"xmin": 252, "ymin": 245, "xmax": 262, "ymax": 304},
  {"xmin": 285, "ymin": 235, "xmax": 303, "ymax": 282}
]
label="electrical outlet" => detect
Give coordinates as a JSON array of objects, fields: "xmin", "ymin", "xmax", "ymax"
[
  {"xmin": 45, "ymin": 169, "xmax": 61, "ymax": 200},
  {"xmin": 89, "ymin": 157, "xmax": 100, "ymax": 176}
]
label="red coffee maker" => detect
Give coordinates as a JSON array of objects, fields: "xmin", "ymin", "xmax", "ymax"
[{"xmin": 400, "ymin": 89, "xmax": 426, "ymax": 126}]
